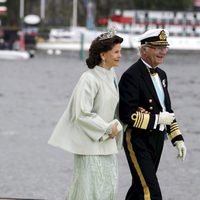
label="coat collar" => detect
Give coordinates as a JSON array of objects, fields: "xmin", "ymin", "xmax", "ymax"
[{"xmin": 91, "ymin": 66, "xmax": 119, "ymax": 95}]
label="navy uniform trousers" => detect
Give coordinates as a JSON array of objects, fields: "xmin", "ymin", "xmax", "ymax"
[{"xmin": 123, "ymin": 128, "xmax": 164, "ymax": 200}]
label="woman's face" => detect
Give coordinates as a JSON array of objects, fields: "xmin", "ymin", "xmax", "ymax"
[{"xmin": 101, "ymin": 43, "xmax": 122, "ymax": 69}]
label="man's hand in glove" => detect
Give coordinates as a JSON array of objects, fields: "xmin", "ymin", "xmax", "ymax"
[
  {"xmin": 175, "ymin": 141, "xmax": 187, "ymax": 161},
  {"xmin": 158, "ymin": 111, "xmax": 175, "ymax": 125}
]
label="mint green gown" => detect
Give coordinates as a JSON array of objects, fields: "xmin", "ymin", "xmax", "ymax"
[{"xmin": 66, "ymin": 154, "xmax": 118, "ymax": 200}]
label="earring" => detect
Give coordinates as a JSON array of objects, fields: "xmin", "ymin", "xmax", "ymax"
[{"xmin": 102, "ymin": 59, "xmax": 105, "ymax": 67}]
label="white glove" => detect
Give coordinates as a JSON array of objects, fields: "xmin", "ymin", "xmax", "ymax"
[
  {"xmin": 158, "ymin": 111, "xmax": 175, "ymax": 125},
  {"xmin": 175, "ymin": 141, "xmax": 187, "ymax": 161}
]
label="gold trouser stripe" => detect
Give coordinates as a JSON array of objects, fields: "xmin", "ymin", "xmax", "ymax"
[{"xmin": 126, "ymin": 130, "xmax": 151, "ymax": 200}]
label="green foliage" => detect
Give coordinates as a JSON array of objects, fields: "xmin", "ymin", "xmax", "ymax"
[
  {"xmin": 1, "ymin": 0, "xmax": 194, "ymax": 29},
  {"xmin": 133, "ymin": 0, "xmax": 193, "ymax": 10},
  {"xmin": 4, "ymin": 0, "xmax": 20, "ymax": 27}
]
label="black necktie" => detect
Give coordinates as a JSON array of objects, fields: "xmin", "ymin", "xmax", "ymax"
[{"xmin": 149, "ymin": 67, "xmax": 158, "ymax": 75}]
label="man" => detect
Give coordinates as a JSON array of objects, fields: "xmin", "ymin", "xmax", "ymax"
[{"xmin": 118, "ymin": 29, "xmax": 187, "ymax": 200}]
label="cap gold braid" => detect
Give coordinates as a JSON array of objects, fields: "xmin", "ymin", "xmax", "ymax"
[{"xmin": 159, "ymin": 30, "xmax": 167, "ymax": 41}]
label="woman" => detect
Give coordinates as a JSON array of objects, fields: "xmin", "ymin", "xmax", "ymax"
[{"xmin": 48, "ymin": 29, "xmax": 123, "ymax": 200}]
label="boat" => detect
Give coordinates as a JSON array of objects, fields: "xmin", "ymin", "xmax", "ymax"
[
  {"xmin": 36, "ymin": 27, "xmax": 200, "ymax": 52},
  {"xmin": 0, "ymin": 50, "xmax": 30, "ymax": 60},
  {"xmin": 36, "ymin": 9, "xmax": 200, "ymax": 52},
  {"xmin": 36, "ymin": 27, "xmax": 101, "ymax": 54},
  {"xmin": 109, "ymin": 9, "xmax": 200, "ymax": 50},
  {"xmin": 0, "ymin": 28, "xmax": 35, "ymax": 60},
  {"xmin": 36, "ymin": 26, "xmax": 134, "ymax": 53}
]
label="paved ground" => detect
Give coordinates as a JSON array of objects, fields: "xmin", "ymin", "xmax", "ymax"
[{"xmin": 0, "ymin": 50, "xmax": 199, "ymax": 200}]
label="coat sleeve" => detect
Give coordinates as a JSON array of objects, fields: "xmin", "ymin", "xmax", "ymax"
[
  {"xmin": 119, "ymin": 71, "xmax": 156, "ymax": 130},
  {"xmin": 161, "ymin": 71, "xmax": 184, "ymax": 144},
  {"xmin": 166, "ymin": 121, "xmax": 184, "ymax": 145},
  {"xmin": 72, "ymin": 73, "xmax": 113, "ymax": 142}
]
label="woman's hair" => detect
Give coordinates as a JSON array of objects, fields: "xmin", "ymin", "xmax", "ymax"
[{"xmin": 86, "ymin": 34, "xmax": 123, "ymax": 69}]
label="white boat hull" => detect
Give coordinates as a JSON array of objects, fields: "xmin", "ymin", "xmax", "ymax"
[
  {"xmin": 0, "ymin": 50, "xmax": 30, "ymax": 60},
  {"xmin": 36, "ymin": 27, "xmax": 200, "ymax": 52},
  {"xmin": 130, "ymin": 34, "xmax": 200, "ymax": 51}
]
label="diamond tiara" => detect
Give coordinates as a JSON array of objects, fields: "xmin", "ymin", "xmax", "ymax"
[{"xmin": 98, "ymin": 26, "xmax": 117, "ymax": 40}]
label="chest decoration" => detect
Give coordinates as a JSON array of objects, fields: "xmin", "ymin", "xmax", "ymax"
[{"xmin": 162, "ymin": 79, "xmax": 166, "ymax": 88}]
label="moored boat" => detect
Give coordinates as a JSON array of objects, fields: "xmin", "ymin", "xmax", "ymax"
[{"xmin": 0, "ymin": 50, "xmax": 30, "ymax": 60}]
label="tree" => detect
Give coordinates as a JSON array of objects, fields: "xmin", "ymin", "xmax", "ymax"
[
  {"xmin": 133, "ymin": 0, "xmax": 193, "ymax": 10},
  {"xmin": 2, "ymin": 0, "xmax": 194, "ymax": 29},
  {"xmin": 4, "ymin": 0, "xmax": 20, "ymax": 28}
]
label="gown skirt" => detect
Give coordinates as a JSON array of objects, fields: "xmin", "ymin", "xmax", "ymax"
[{"xmin": 66, "ymin": 154, "xmax": 118, "ymax": 200}]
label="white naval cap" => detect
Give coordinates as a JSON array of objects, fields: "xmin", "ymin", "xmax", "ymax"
[{"xmin": 139, "ymin": 28, "xmax": 169, "ymax": 46}]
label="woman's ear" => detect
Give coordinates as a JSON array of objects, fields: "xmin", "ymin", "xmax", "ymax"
[{"xmin": 100, "ymin": 52, "xmax": 105, "ymax": 60}]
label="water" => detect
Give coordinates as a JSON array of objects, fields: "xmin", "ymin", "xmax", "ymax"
[{"xmin": 0, "ymin": 50, "xmax": 200, "ymax": 200}]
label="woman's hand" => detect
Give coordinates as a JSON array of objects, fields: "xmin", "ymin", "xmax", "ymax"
[
  {"xmin": 138, "ymin": 107, "xmax": 149, "ymax": 114},
  {"xmin": 109, "ymin": 121, "xmax": 119, "ymax": 139}
]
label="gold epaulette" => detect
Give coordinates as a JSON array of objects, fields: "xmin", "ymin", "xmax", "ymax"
[
  {"xmin": 168, "ymin": 122, "xmax": 181, "ymax": 140},
  {"xmin": 131, "ymin": 111, "xmax": 150, "ymax": 129}
]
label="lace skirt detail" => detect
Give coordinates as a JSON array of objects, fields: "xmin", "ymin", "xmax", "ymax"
[{"xmin": 66, "ymin": 154, "xmax": 118, "ymax": 200}]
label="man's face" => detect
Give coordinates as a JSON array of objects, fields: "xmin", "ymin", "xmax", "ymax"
[{"xmin": 142, "ymin": 46, "xmax": 168, "ymax": 68}]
